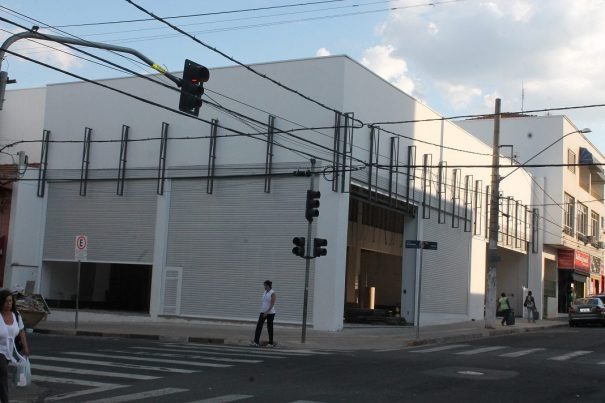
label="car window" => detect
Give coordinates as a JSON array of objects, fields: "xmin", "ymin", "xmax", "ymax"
[{"xmin": 575, "ymin": 298, "xmax": 598, "ymax": 305}]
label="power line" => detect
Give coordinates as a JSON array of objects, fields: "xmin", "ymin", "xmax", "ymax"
[
  {"xmin": 126, "ymin": 0, "xmax": 367, "ymax": 128},
  {"xmin": 55, "ymin": 0, "xmax": 348, "ymax": 28}
]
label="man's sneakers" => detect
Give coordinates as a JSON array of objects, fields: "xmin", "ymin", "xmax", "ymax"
[
  {"xmin": 266, "ymin": 343, "xmax": 276, "ymax": 348},
  {"xmin": 249, "ymin": 341, "xmax": 260, "ymax": 347},
  {"xmin": 249, "ymin": 341, "xmax": 276, "ymax": 348}
]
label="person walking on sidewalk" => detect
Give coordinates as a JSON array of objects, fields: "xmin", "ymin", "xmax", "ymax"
[
  {"xmin": 524, "ymin": 291, "xmax": 536, "ymax": 323},
  {"xmin": 0, "ymin": 289, "xmax": 30, "ymax": 403},
  {"xmin": 251, "ymin": 280, "xmax": 276, "ymax": 348},
  {"xmin": 499, "ymin": 292, "xmax": 511, "ymax": 326}
]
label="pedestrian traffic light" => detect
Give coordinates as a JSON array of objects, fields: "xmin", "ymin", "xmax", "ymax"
[
  {"xmin": 292, "ymin": 237, "xmax": 306, "ymax": 258},
  {"xmin": 313, "ymin": 238, "xmax": 328, "ymax": 257},
  {"xmin": 305, "ymin": 190, "xmax": 321, "ymax": 223},
  {"xmin": 179, "ymin": 59, "xmax": 210, "ymax": 116}
]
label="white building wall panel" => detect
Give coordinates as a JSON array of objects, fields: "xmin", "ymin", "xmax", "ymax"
[
  {"xmin": 421, "ymin": 220, "xmax": 471, "ymax": 314},
  {"xmin": 43, "ymin": 180, "xmax": 157, "ymax": 263},
  {"xmin": 166, "ymin": 176, "xmax": 312, "ymax": 323}
]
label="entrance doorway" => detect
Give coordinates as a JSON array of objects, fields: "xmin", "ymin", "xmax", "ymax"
[
  {"xmin": 44, "ymin": 262, "xmax": 152, "ymax": 313},
  {"xmin": 344, "ymin": 197, "xmax": 406, "ymax": 324}
]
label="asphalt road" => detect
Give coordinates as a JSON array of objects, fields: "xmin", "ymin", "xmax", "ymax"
[{"xmin": 26, "ymin": 326, "xmax": 605, "ymax": 402}]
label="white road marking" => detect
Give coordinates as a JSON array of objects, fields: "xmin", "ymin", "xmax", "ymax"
[
  {"xmin": 130, "ymin": 346, "xmax": 286, "ymax": 359},
  {"xmin": 186, "ymin": 395, "xmax": 253, "ymax": 403},
  {"xmin": 409, "ymin": 344, "xmax": 470, "ymax": 353},
  {"xmin": 161, "ymin": 343, "xmax": 327, "ymax": 355},
  {"xmin": 64, "ymin": 352, "xmax": 232, "ymax": 368},
  {"xmin": 30, "ymin": 355, "xmax": 196, "ymax": 373},
  {"xmin": 85, "ymin": 387, "xmax": 189, "ymax": 403},
  {"xmin": 31, "ymin": 364, "xmax": 159, "ymax": 380},
  {"xmin": 102, "ymin": 349, "xmax": 262, "ymax": 363},
  {"xmin": 455, "ymin": 346, "xmax": 508, "ymax": 355},
  {"xmin": 33, "ymin": 375, "xmax": 126, "ymax": 402},
  {"xmin": 499, "ymin": 348, "xmax": 546, "ymax": 358},
  {"xmin": 548, "ymin": 350, "xmax": 592, "ymax": 361}
]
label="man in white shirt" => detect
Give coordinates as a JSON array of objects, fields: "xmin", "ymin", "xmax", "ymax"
[{"xmin": 251, "ymin": 280, "xmax": 276, "ymax": 347}]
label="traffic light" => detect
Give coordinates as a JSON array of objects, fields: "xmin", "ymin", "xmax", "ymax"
[
  {"xmin": 305, "ymin": 190, "xmax": 321, "ymax": 223},
  {"xmin": 313, "ymin": 238, "xmax": 328, "ymax": 257},
  {"xmin": 179, "ymin": 59, "xmax": 210, "ymax": 116},
  {"xmin": 292, "ymin": 237, "xmax": 306, "ymax": 257}
]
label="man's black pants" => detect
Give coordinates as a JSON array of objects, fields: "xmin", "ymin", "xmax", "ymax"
[{"xmin": 254, "ymin": 313, "xmax": 275, "ymax": 344}]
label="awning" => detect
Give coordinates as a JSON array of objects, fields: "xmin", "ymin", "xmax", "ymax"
[{"xmin": 579, "ymin": 147, "xmax": 605, "ymax": 182}]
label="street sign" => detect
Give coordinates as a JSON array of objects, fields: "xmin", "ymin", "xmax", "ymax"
[
  {"xmin": 405, "ymin": 240, "xmax": 422, "ymax": 249},
  {"xmin": 75, "ymin": 234, "xmax": 88, "ymax": 261},
  {"xmin": 423, "ymin": 241, "xmax": 438, "ymax": 250},
  {"xmin": 405, "ymin": 240, "xmax": 438, "ymax": 250}
]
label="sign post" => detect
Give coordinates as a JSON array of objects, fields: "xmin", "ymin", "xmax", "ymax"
[
  {"xmin": 405, "ymin": 240, "xmax": 438, "ymax": 339},
  {"xmin": 74, "ymin": 234, "xmax": 88, "ymax": 330}
]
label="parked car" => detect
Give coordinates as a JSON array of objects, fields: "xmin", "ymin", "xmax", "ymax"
[
  {"xmin": 589, "ymin": 294, "xmax": 605, "ymax": 305},
  {"xmin": 569, "ymin": 297, "xmax": 605, "ymax": 327}
]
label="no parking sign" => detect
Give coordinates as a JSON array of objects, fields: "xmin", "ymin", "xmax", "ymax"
[{"xmin": 75, "ymin": 234, "xmax": 88, "ymax": 261}]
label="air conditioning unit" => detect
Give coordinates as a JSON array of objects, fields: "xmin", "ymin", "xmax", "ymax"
[
  {"xmin": 586, "ymin": 235, "xmax": 595, "ymax": 243},
  {"xmin": 599, "ymin": 241, "xmax": 605, "ymax": 249}
]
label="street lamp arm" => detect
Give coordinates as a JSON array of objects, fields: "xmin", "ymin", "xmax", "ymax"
[{"xmin": 0, "ymin": 31, "xmax": 182, "ymax": 87}]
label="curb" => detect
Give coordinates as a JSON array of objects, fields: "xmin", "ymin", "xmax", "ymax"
[
  {"xmin": 34, "ymin": 328, "xmax": 226, "ymax": 345},
  {"xmin": 405, "ymin": 322, "xmax": 569, "ymax": 347}
]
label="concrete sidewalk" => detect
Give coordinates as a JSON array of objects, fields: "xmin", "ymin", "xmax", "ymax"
[
  {"xmin": 12, "ymin": 315, "xmax": 568, "ymax": 402},
  {"xmin": 32, "ymin": 315, "xmax": 569, "ymax": 351}
]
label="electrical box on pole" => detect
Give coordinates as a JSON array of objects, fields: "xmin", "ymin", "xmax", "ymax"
[{"xmin": 178, "ymin": 59, "xmax": 210, "ymax": 116}]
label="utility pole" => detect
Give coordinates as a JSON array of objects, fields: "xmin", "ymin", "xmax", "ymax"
[
  {"xmin": 301, "ymin": 158, "xmax": 316, "ymax": 343},
  {"xmin": 486, "ymin": 98, "xmax": 501, "ymax": 329}
]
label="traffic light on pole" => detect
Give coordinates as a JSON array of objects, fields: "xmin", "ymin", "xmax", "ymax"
[
  {"xmin": 179, "ymin": 59, "xmax": 210, "ymax": 116},
  {"xmin": 305, "ymin": 190, "xmax": 321, "ymax": 223},
  {"xmin": 292, "ymin": 237, "xmax": 306, "ymax": 258},
  {"xmin": 313, "ymin": 238, "xmax": 328, "ymax": 258}
]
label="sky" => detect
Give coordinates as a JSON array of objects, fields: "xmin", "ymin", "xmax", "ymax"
[{"xmin": 2, "ymin": 0, "xmax": 605, "ymax": 152}]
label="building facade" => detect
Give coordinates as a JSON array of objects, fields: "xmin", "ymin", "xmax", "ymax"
[
  {"xmin": 1, "ymin": 56, "xmax": 539, "ymax": 331},
  {"xmin": 459, "ymin": 115, "xmax": 605, "ymax": 317}
]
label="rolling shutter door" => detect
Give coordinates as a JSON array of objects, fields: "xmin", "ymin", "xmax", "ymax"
[
  {"xmin": 43, "ymin": 180, "xmax": 157, "ymax": 263},
  {"xmin": 166, "ymin": 176, "xmax": 311, "ymax": 323},
  {"xmin": 420, "ymin": 221, "xmax": 471, "ymax": 314}
]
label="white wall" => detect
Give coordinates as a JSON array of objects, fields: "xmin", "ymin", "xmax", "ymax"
[
  {"xmin": 3, "ymin": 169, "xmax": 46, "ymax": 291},
  {"xmin": 0, "ymin": 87, "xmax": 46, "ymax": 165}
]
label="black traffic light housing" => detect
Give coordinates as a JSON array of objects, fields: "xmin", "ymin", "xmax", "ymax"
[
  {"xmin": 179, "ymin": 59, "xmax": 210, "ymax": 116},
  {"xmin": 305, "ymin": 190, "xmax": 321, "ymax": 223},
  {"xmin": 292, "ymin": 237, "xmax": 306, "ymax": 258},
  {"xmin": 313, "ymin": 238, "xmax": 328, "ymax": 257}
]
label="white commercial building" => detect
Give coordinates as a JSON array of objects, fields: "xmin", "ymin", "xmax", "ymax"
[
  {"xmin": 1, "ymin": 55, "xmax": 539, "ymax": 331},
  {"xmin": 459, "ymin": 115, "xmax": 605, "ymax": 318}
]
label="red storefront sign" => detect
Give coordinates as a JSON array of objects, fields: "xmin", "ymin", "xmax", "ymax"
[
  {"xmin": 576, "ymin": 251, "xmax": 590, "ymax": 273},
  {"xmin": 558, "ymin": 249, "xmax": 590, "ymax": 273}
]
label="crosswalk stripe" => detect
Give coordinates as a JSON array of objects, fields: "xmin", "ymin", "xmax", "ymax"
[
  {"xmin": 33, "ymin": 375, "xmax": 126, "ymax": 402},
  {"xmin": 85, "ymin": 387, "xmax": 189, "ymax": 403},
  {"xmin": 31, "ymin": 355, "xmax": 196, "ymax": 373},
  {"xmin": 31, "ymin": 364, "xmax": 160, "ymax": 380},
  {"xmin": 102, "ymin": 349, "xmax": 262, "ymax": 363},
  {"xmin": 455, "ymin": 346, "xmax": 507, "ymax": 355},
  {"xmin": 64, "ymin": 352, "xmax": 232, "ymax": 368},
  {"xmin": 130, "ymin": 346, "xmax": 286, "ymax": 359},
  {"xmin": 186, "ymin": 394, "xmax": 253, "ymax": 403},
  {"xmin": 410, "ymin": 344, "xmax": 470, "ymax": 353},
  {"xmin": 160, "ymin": 343, "xmax": 326, "ymax": 355},
  {"xmin": 548, "ymin": 350, "xmax": 592, "ymax": 361},
  {"xmin": 499, "ymin": 348, "xmax": 546, "ymax": 358}
]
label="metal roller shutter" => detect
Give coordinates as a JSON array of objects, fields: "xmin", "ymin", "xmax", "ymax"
[
  {"xmin": 420, "ymin": 221, "xmax": 471, "ymax": 314},
  {"xmin": 166, "ymin": 176, "xmax": 312, "ymax": 323},
  {"xmin": 43, "ymin": 180, "xmax": 157, "ymax": 263}
]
